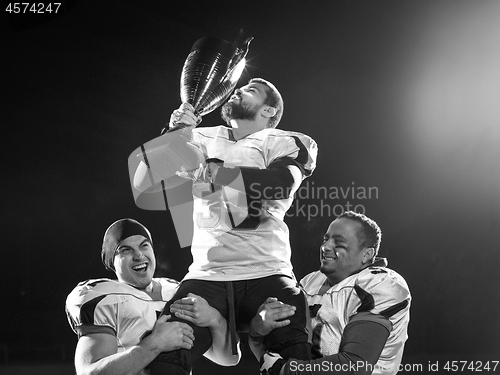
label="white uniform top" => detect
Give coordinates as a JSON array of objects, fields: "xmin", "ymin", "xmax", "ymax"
[
  {"xmin": 300, "ymin": 265, "xmax": 411, "ymax": 375},
  {"xmin": 65, "ymin": 278, "xmax": 179, "ymax": 354},
  {"xmin": 184, "ymin": 126, "xmax": 317, "ymax": 281}
]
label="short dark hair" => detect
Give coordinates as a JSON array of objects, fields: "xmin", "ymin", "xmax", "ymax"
[
  {"xmin": 338, "ymin": 211, "xmax": 382, "ymax": 256},
  {"xmin": 249, "ymin": 78, "xmax": 283, "ymax": 128}
]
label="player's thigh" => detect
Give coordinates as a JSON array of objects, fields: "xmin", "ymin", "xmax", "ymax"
[
  {"xmin": 163, "ymin": 279, "xmax": 229, "ymax": 318},
  {"xmin": 238, "ymin": 275, "xmax": 304, "ymax": 323}
]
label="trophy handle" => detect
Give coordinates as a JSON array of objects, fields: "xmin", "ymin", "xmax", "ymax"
[{"xmin": 226, "ymin": 36, "xmax": 254, "ymax": 79}]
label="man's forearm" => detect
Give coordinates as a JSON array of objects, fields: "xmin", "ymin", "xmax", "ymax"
[
  {"xmin": 76, "ymin": 338, "xmax": 161, "ymax": 375},
  {"xmin": 204, "ymin": 317, "xmax": 240, "ymax": 366},
  {"xmin": 281, "ymin": 319, "xmax": 390, "ymax": 375},
  {"xmin": 248, "ymin": 335, "xmax": 266, "ymax": 361}
]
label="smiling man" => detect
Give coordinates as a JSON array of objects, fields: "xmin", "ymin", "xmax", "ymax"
[
  {"xmin": 65, "ymin": 218, "xmax": 239, "ymax": 375},
  {"xmin": 251, "ymin": 211, "xmax": 412, "ymax": 375},
  {"xmin": 134, "ymin": 78, "xmax": 318, "ymax": 375}
]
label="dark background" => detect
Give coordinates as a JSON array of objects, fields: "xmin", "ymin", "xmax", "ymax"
[{"xmin": 2, "ymin": 1, "xmax": 500, "ymax": 374}]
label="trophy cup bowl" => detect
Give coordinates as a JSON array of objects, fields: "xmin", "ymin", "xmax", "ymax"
[{"xmin": 180, "ymin": 36, "xmax": 253, "ymax": 117}]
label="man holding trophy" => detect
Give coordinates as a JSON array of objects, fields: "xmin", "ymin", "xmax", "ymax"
[{"xmin": 131, "ymin": 37, "xmax": 318, "ymax": 374}]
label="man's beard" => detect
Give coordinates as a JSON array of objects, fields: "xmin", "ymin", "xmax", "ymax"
[{"xmin": 221, "ymin": 100, "xmax": 260, "ymax": 125}]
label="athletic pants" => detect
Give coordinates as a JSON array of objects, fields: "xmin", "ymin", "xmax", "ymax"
[{"xmin": 150, "ymin": 274, "xmax": 311, "ymax": 374}]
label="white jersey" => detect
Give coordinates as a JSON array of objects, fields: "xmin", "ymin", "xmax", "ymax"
[
  {"xmin": 65, "ymin": 278, "xmax": 179, "ymax": 353},
  {"xmin": 184, "ymin": 126, "xmax": 317, "ymax": 281},
  {"xmin": 300, "ymin": 265, "xmax": 411, "ymax": 375}
]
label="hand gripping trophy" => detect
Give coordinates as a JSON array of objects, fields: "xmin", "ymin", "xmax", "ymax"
[
  {"xmin": 170, "ymin": 36, "xmax": 253, "ymax": 131},
  {"xmin": 128, "ymin": 36, "xmax": 252, "ymax": 211}
]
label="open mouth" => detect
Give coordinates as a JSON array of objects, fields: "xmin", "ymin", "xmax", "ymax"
[
  {"xmin": 132, "ymin": 263, "xmax": 148, "ymax": 273},
  {"xmin": 322, "ymin": 252, "xmax": 337, "ymax": 261}
]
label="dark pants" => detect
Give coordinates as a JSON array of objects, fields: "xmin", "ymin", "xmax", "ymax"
[{"xmin": 150, "ymin": 275, "xmax": 311, "ymax": 374}]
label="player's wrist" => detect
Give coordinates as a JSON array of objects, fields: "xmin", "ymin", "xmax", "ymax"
[
  {"xmin": 208, "ymin": 313, "xmax": 226, "ymax": 332},
  {"xmin": 138, "ymin": 333, "xmax": 163, "ymax": 357},
  {"xmin": 249, "ymin": 315, "xmax": 268, "ymax": 339}
]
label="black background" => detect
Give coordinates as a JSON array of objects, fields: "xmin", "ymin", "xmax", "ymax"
[{"xmin": 2, "ymin": 1, "xmax": 500, "ymax": 373}]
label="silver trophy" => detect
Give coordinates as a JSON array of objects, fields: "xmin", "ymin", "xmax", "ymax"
[{"xmin": 180, "ymin": 36, "xmax": 253, "ymax": 118}]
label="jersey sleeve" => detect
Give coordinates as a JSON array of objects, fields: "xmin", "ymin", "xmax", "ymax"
[
  {"xmin": 65, "ymin": 279, "xmax": 121, "ymax": 338},
  {"xmin": 347, "ymin": 267, "xmax": 411, "ymax": 322},
  {"xmin": 263, "ymin": 130, "xmax": 318, "ymax": 177}
]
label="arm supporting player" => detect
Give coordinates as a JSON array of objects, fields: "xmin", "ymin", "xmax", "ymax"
[
  {"xmin": 74, "ymin": 315, "xmax": 194, "ymax": 375},
  {"xmin": 271, "ymin": 313, "xmax": 391, "ymax": 375},
  {"xmin": 248, "ymin": 297, "xmax": 297, "ymax": 361},
  {"xmin": 169, "ymin": 293, "xmax": 241, "ymax": 366}
]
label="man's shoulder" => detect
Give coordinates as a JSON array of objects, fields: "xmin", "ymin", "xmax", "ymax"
[
  {"xmin": 267, "ymin": 128, "xmax": 316, "ymax": 145},
  {"xmin": 360, "ymin": 265, "xmax": 409, "ymax": 285},
  {"xmin": 264, "ymin": 129, "xmax": 318, "ymax": 174},
  {"xmin": 68, "ymin": 278, "xmax": 120, "ymax": 294},
  {"xmin": 66, "ymin": 278, "xmax": 151, "ymax": 307},
  {"xmin": 356, "ymin": 265, "xmax": 411, "ymax": 303},
  {"xmin": 300, "ymin": 270, "xmax": 326, "ymax": 292},
  {"xmin": 66, "ymin": 278, "xmax": 118, "ymax": 307}
]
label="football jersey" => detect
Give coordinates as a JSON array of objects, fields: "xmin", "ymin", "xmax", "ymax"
[
  {"xmin": 184, "ymin": 126, "xmax": 317, "ymax": 281},
  {"xmin": 65, "ymin": 278, "xmax": 179, "ymax": 353},
  {"xmin": 300, "ymin": 264, "xmax": 411, "ymax": 375}
]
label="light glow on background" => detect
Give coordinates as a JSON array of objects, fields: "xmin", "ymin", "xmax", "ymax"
[{"xmin": 405, "ymin": 1, "xmax": 500, "ymax": 212}]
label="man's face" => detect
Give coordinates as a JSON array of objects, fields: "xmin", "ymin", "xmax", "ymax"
[
  {"xmin": 221, "ymin": 82, "xmax": 269, "ymax": 124},
  {"xmin": 113, "ymin": 235, "xmax": 156, "ymax": 290},
  {"xmin": 319, "ymin": 218, "xmax": 368, "ymax": 283}
]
